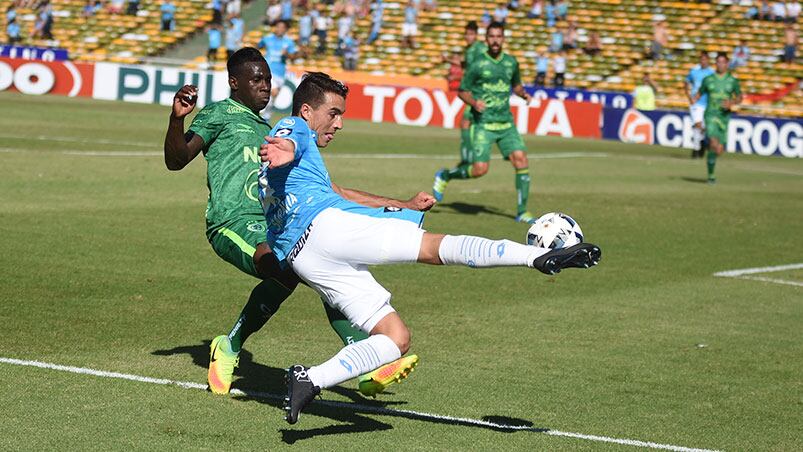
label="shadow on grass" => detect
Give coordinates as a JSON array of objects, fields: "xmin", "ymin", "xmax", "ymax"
[
  {"xmin": 153, "ymin": 341, "xmax": 546, "ymax": 443},
  {"xmin": 675, "ymin": 176, "xmax": 710, "ymax": 184},
  {"xmin": 437, "ymin": 202, "xmax": 516, "ymax": 220}
]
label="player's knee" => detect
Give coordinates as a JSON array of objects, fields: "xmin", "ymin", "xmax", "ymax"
[
  {"xmin": 509, "ymin": 151, "xmax": 528, "ymax": 168},
  {"xmin": 472, "ymin": 163, "xmax": 488, "ymax": 177},
  {"xmin": 391, "ymin": 328, "xmax": 411, "ymax": 355}
]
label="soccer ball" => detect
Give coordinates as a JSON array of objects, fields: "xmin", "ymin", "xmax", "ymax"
[{"xmin": 526, "ymin": 212, "xmax": 584, "ymax": 249}]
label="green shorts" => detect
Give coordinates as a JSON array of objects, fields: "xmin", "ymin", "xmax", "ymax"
[
  {"xmin": 207, "ymin": 217, "xmax": 267, "ymax": 278},
  {"xmin": 469, "ymin": 123, "xmax": 526, "ymax": 163},
  {"xmin": 704, "ymin": 113, "xmax": 730, "ymax": 145}
]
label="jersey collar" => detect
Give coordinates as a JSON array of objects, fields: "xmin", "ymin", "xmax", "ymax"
[
  {"xmin": 482, "ymin": 51, "xmax": 505, "ymax": 64},
  {"xmin": 225, "ymin": 97, "xmax": 266, "ymax": 123}
]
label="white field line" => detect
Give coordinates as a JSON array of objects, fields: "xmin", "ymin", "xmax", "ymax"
[
  {"xmin": 713, "ymin": 263, "xmax": 803, "ymax": 287},
  {"xmin": 0, "ymin": 357, "xmax": 719, "ymax": 452}
]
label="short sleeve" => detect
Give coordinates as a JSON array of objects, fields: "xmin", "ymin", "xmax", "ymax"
[
  {"xmin": 188, "ymin": 104, "xmax": 223, "ymax": 148},
  {"xmin": 270, "ymin": 116, "xmax": 309, "ymax": 159},
  {"xmin": 459, "ymin": 64, "xmax": 477, "ymax": 91}
]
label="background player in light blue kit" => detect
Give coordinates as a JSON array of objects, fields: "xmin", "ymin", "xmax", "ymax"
[
  {"xmin": 258, "ymin": 19, "xmax": 297, "ymax": 121},
  {"xmin": 684, "ymin": 51, "xmax": 715, "ymax": 159}
]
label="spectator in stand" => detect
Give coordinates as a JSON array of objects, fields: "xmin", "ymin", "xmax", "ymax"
[
  {"xmin": 6, "ymin": 17, "xmax": 21, "ymax": 44},
  {"xmin": 772, "ymin": 1, "xmax": 787, "ymax": 21},
  {"xmin": 401, "ymin": 0, "xmax": 417, "ymax": 49},
  {"xmin": 108, "ymin": 0, "xmax": 125, "ymax": 14},
  {"xmin": 783, "ymin": 23, "xmax": 798, "ymax": 63},
  {"xmin": 225, "ymin": 13, "xmax": 244, "ymax": 59},
  {"xmin": 552, "ymin": 50, "xmax": 566, "ymax": 87},
  {"xmin": 313, "ymin": 3, "xmax": 332, "ymax": 54},
  {"xmin": 757, "ymin": 0, "xmax": 772, "ymax": 20},
  {"xmin": 297, "ymin": 6, "xmax": 313, "ymax": 50},
  {"xmin": 226, "ymin": 0, "xmax": 242, "ymax": 17},
  {"xmin": 650, "ymin": 20, "xmax": 670, "ymax": 60},
  {"xmin": 544, "ymin": 0, "xmax": 556, "ymax": 26},
  {"xmin": 556, "ymin": 0, "xmax": 568, "ymax": 20},
  {"xmin": 422, "ymin": 0, "xmax": 437, "ymax": 12},
  {"xmin": 446, "ymin": 48, "xmax": 462, "ymax": 91},
  {"xmin": 207, "ymin": 23, "xmax": 222, "ymax": 63},
  {"xmin": 160, "ymin": 0, "xmax": 176, "ymax": 31},
  {"xmin": 35, "ymin": 2, "xmax": 53, "ymax": 40},
  {"xmin": 335, "ymin": 12, "xmax": 353, "ymax": 55},
  {"xmin": 549, "ymin": 27, "xmax": 563, "ymax": 52},
  {"xmin": 563, "ymin": 21, "xmax": 577, "ymax": 49},
  {"xmin": 82, "ymin": 0, "xmax": 95, "ymax": 18},
  {"xmin": 480, "ymin": 9, "xmax": 492, "ymax": 27},
  {"xmin": 367, "ymin": 0, "xmax": 383, "ymax": 44},
  {"xmin": 6, "ymin": 4, "xmax": 16, "ymax": 23},
  {"xmin": 583, "ymin": 30, "xmax": 602, "ymax": 56},
  {"xmin": 730, "ymin": 39, "xmax": 750, "ymax": 69},
  {"xmin": 527, "ymin": 0, "xmax": 542, "ymax": 19},
  {"xmin": 534, "ymin": 48, "xmax": 549, "ymax": 86},
  {"xmin": 633, "ymin": 73, "xmax": 658, "ymax": 111},
  {"xmin": 341, "ymin": 31, "xmax": 359, "ymax": 70},
  {"xmin": 493, "ymin": 2, "xmax": 509, "ymax": 26},
  {"xmin": 507, "ymin": 0, "xmax": 519, "ymax": 11},
  {"xmin": 266, "ymin": 0, "xmax": 281, "ymax": 25},
  {"xmin": 126, "ymin": 0, "xmax": 140, "ymax": 16},
  {"xmin": 280, "ymin": 0, "xmax": 293, "ymax": 21},
  {"xmin": 785, "ymin": 1, "xmax": 800, "ymax": 22},
  {"xmin": 210, "ymin": 0, "xmax": 223, "ymax": 24}
]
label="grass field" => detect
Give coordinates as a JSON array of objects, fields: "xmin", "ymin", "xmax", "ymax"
[{"xmin": 1, "ymin": 91, "xmax": 801, "ymax": 451}]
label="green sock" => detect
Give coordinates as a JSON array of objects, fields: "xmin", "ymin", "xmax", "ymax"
[
  {"xmin": 323, "ymin": 301, "xmax": 370, "ymax": 345},
  {"xmin": 228, "ymin": 279, "xmax": 292, "ymax": 352},
  {"xmin": 515, "ymin": 168, "xmax": 531, "ymax": 215},
  {"xmin": 459, "ymin": 127, "xmax": 471, "ymax": 163},
  {"xmin": 445, "ymin": 163, "xmax": 473, "ymax": 181},
  {"xmin": 707, "ymin": 151, "xmax": 717, "ymax": 180}
]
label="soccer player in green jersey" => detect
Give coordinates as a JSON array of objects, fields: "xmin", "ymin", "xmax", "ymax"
[
  {"xmin": 432, "ymin": 21, "xmax": 536, "ymax": 223},
  {"xmin": 454, "ymin": 21, "xmax": 488, "ymax": 165},
  {"xmin": 693, "ymin": 53, "xmax": 742, "ymax": 184},
  {"xmin": 163, "ymin": 48, "xmax": 432, "ymax": 397}
]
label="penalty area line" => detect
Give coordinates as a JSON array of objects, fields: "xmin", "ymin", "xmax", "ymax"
[
  {"xmin": 713, "ymin": 263, "xmax": 803, "ymax": 287},
  {"xmin": 0, "ymin": 356, "xmax": 719, "ymax": 452}
]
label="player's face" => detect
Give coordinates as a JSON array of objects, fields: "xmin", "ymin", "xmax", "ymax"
[
  {"xmin": 303, "ymin": 92, "xmax": 346, "ymax": 148},
  {"xmin": 274, "ymin": 22, "xmax": 287, "ymax": 36},
  {"xmin": 700, "ymin": 54, "xmax": 710, "ymax": 68},
  {"xmin": 486, "ymin": 27, "xmax": 504, "ymax": 56},
  {"xmin": 715, "ymin": 56, "xmax": 728, "ymax": 73},
  {"xmin": 464, "ymin": 28, "xmax": 477, "ymax": 45},
  {"xmin": 230, "ymin": 61, "xmax": 272, "ymax": 113}
]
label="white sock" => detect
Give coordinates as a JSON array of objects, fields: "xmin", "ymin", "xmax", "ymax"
[
  {"xmin": 693, "ymin": 127, "xmax": 703, "ymax": 150},
  {"xmin": 306, "ymin": 334, "xmax": 401, "ymax": 389},
  {"xmin": 437, "ymin": 235, "xmax": 548, "ymax": 268}
]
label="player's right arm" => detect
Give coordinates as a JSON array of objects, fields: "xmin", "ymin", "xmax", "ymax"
[
  {"xmin": 683, "ymin": 71, "xmax": 693, "ymax": 104},
  {"xmin": 260, "ymin": 117, "xmax": 309, "ymax": 169},
  {"xmin": 458, "ymin": 66, "xmax": 485, "ymax": 111},
  {"xmin": 163, "ymin": 84, "xmax": 205, "ymax": 171}
]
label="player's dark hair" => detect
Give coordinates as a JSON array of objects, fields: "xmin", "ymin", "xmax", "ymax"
[
  {"xmin": 487, "ymin": 21, "xmax": 505, "ymax": 33},
  {"xmin": 227, "ymin": 47, "xmax": 267, "ymax": 78},
  {"xmin": 292, "ymin": 72, "xmax": 349, "ymax": 116},
  {"xmin": 465, "ymin": 20, "xmax": 478, "ymax": 32},
  {"xmin": 716, "ymin": 52, "xmax": 729, "ymax": 61},
  {"xmin": 276, "ymin": 19, "xmax": 290, "ymax": 29}
]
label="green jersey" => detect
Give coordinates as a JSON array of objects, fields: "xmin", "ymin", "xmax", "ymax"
[
  {"xmin": 464, "ymin": 41, "xmax": 488, "ymax": 68},
  {"xmin": 459, "ymin": 51, "xmax": 521, "ymax": 127},
  {"xmin": 698, "ymin": 72, "xmax": 741, "ymax": 117},
  {"xmin": 188, "ymin": 98, "xmax": 271, "ymax": 239}
]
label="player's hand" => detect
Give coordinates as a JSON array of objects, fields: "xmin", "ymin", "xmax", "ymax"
[
  {"xmin": 404, "ymin": 192, "xmax": 436, "ymax": 211},
  {"xmin": 721, "ymin": 99, "xmax": 732, "ymax": 111},
  {"xmin": 474, "ymin": 100, "xmax": 486, "ymax": 112},
  {"xmin": 260, "ymin": 136, "xmax": 296, "ymax": 169},
  {"xmin": 172, "ymin": 85, "xmax": 198, "ymax": 119}
]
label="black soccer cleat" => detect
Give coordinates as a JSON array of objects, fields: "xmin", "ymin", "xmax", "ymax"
[
  {"xmin": 532, "ymin": 243, "xmax": 602, "ymax": 275},
  {"xmin": 283, "ymin": 365, "xmax": 321, "ymax": 425}
]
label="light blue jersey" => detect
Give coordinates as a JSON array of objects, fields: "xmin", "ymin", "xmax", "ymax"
[
  {"xmin": 686, "ymin": 65, "xmax": 715, "ymax": 107},
  {"xmin": 257, "ymin": 33, "xmax": 297, "ymax": 79},
  {"xmin": 259, "ymin": 117, "xmax": 424, "ymax": 262}
]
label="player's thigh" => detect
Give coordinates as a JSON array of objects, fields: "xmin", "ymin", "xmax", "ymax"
[
  {"xmin": 689, "ymin": 105, "xmax": 706, "ymax": 126},
  {"xmin": 704, "ymin": 115, "xmax": 727, "ymax": 144},
  {"xmin": 497, "ymin": 126, "xmax": 526, "ymax": 161},
  {"xmin": 208, "ymin": 218, "xmax": 266, "ymax": 278},
  {"xmin": 470, "ymin": 125, "xmax": 494, "ymax": 163}
]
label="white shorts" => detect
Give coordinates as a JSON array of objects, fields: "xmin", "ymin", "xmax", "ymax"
[
  {"xmin": 689, "ymin": 105, "xmax": 705, "ymax": 125},
  {"xmin": 288, "ymin": 206, "xmax": 425, "ymax": 332},
  {"xmin": 271, "ymin": 75, "xmax": 285, "ymax": 91},
  {"xmin": 402, "ymin": 23, "xmax": 418, "ymax": 36}
]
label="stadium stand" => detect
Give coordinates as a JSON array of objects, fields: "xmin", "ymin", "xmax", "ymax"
[{"xmin": 2, "ymin": 0, "xmax": 800, "ymax": 117}]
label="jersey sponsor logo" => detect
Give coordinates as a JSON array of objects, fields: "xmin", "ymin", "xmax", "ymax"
[
  {"xmin": 618, "ymin": 109, "xmax": 654, "ymax": 144},
  {"xmin": 287, "ymin": 222, "xmax": 313, "ymax": 262},
  {"xmin": 246, "ymin": 221, "xmax": 266, "ymax": 233},
  {"xmin": 226, "ymin": 104, "xmax": 249, "ymax": 114},
  {"xmin": 383, "ymin": 206, "xmax": 401, "ymax": 212},
  {"xmin": 275, "ymin": 128, "xmax": 292, "ymax": 137},
  {"xmin": 234, "ymin": 124, "xmax": 254, "ymax": 134},
  {"xmin": 279, "ymin": 117, "xmax": 296, "ymax": 126}
]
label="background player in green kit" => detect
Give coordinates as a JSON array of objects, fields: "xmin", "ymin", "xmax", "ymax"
[
  {"xmin": 452, "ymin": 21, "xmax": 487, "ymax": 168},
  {"xmin": 693, "ymin": 53, "xmax": 742, "ymax": 184},
  {"xmin": 163, "ymin": 47, "xmax": 431, "ymax": 397},
  {"xmin": 432, "ymin": 21, "xmax": 536, "ymax": 223}
]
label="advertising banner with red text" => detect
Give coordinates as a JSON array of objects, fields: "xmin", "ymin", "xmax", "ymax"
[
  {"xmin": 0, "ymin": 57, "xmax": 94, "ymax": 97},
  {"xmin": 344, "ymin": 83, "xmax": 602, "ymax": 138}
]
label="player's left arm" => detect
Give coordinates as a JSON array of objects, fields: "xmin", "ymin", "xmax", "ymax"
[
  {"xmin": 332, "ymin": 183, "xmax": 436, "ymax": 211},
  {"xmin": 723, "ymin": 79, "xmax": 742, "ymax": 110}
]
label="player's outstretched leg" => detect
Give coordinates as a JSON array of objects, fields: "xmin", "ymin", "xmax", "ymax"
[
  {"xmin": 358, "ymin": 354, "xmax": 419, "ymax": 398},
  {"xmin": 432, "ymin": 169, "xmax": 449, "ymax": 202},
  {"xmin": 284, "ymin": 365, "xmax": 321, "ymax": 424},
  {"xmin": 531, "ymin": 243, "xmax": 602, "ymax": 275}
]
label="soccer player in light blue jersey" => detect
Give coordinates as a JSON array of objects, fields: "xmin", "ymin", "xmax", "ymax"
[
  {"xmin": 257, "ymin": 19, "xmax": 297, "ymax": 120},
  {"xmin": 258, "ymin": 72, "xmax": 602, "ymax": 424},
  {"xmin": 684, "ymin": 51, "xmax": 715, "ymax": 158}
]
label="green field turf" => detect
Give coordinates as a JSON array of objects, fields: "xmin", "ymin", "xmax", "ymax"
[{"xmin": 1, "ymin": 91, "xmax": 801, "ymax": 451}]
